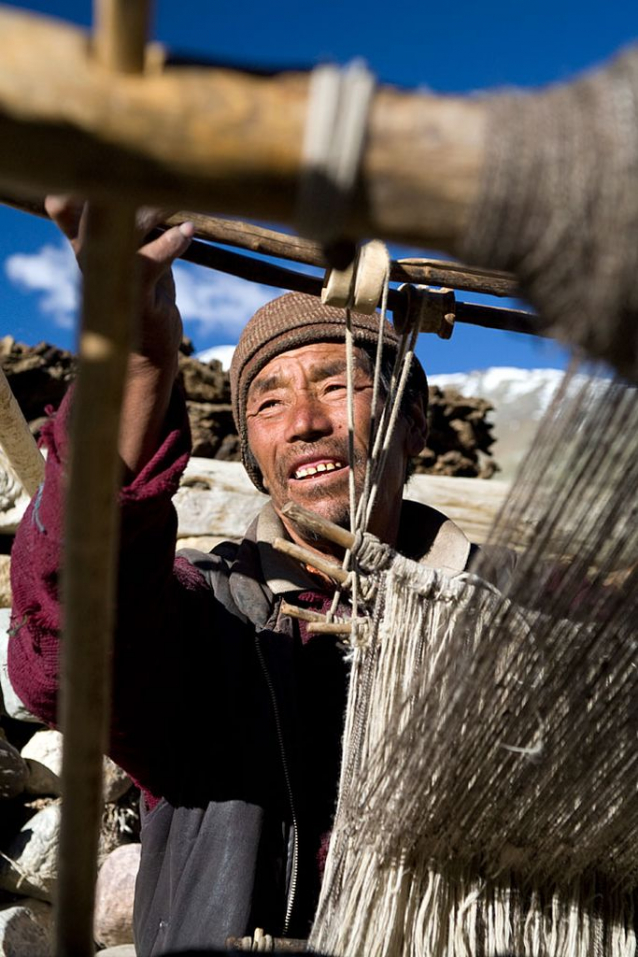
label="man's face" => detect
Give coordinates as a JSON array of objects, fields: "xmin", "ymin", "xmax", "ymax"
[{"xmin": 246, "ymin": 342, "xmax": 424, "ymax": 551}]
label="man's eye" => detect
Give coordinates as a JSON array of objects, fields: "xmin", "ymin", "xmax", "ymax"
[
  {"xmin": 257, "ymin": 398, "xmax": 281, "ymax": 412},
  {"xmin": 324, "ymin": 382, "xmax": 347, "ymax": 394}
]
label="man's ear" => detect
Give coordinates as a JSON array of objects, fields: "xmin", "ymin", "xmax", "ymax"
[{"xmin": 404, "ymin": 394, "xmax": 428, "ymax": 457}]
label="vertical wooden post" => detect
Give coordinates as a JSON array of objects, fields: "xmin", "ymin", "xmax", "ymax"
[
  {"xmin": 55, "ymin": 4, "xmax": 152, "ymax": 956},
  {"xmin": 56, "ymin": 205, "xmax": 138, "ymax": 957},
  {"xmin": 93, "ymin": 0, "xmax": 152, "ymax": 74}
]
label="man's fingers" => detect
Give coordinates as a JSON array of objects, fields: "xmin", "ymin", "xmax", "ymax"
[
  {"xmin": 139, "ymin": 222, "xmax": 195, "ymax": 284},
  {"xmin": 44, "ymin": 195, "xmax": 85, "ymax": 245}
]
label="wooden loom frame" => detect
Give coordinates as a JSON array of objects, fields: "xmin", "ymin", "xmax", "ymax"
[{"xmin": 0, "ymin": 2, "xmax": 604, "ymax": 954}]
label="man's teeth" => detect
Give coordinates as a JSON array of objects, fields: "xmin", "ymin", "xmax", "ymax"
[{"xmin": 294, "ymin": 461, "xmax": 344, "ymax": 480}]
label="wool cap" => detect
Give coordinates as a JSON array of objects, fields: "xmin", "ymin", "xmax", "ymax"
[{"xmin": 230, "ymin": 291, "xmax": 426, "ymax": 491}]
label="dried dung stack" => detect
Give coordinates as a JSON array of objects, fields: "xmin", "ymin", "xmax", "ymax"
[{"xmin": 0, "ymin": 337, "xmax": 499, "ymax": 478}]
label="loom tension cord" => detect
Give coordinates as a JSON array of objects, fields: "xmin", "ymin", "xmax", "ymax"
[{"xmin": 320, "ymin": 237, "xmax": 422, "ymax": 643}]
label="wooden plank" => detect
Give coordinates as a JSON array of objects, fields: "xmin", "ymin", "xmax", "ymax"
[
  {"xmin": 0, "ymin": 7, "xmax": 484, "ymax": 255},
  {"xmin": 0, "ymin": 367, "xmax": 45, "ymax": 497},
  {"xmin": 172, "ymin": 461, "xmax": 511, "ymax": 550}
]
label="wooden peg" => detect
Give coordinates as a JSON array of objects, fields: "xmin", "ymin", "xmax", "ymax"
[
  {"xmin": 273, "ymin": 538, "xmax": 349, "ymax": 586},
  {"xmin": 93, "ymin": 0, "xmax": 152, "ymax": 74},
  {"xmin": 280, "ymin": 600, "xmax": 327, "ymax": 624},
  {"xmin": 281, "ymin": 502, "xmax": 355, "ymax": 550},
  {"xmin": 307, "ymin": 621, "xmax": 353, "ymax": 636}
]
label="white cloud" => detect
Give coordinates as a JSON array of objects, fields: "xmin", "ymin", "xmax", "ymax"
[
  {"xmin": 4, "ymin": 241, "xmax": 80, "ymax": 329},
  {"xmin": 4, "ymin": 243, "xmax": 281, "ymax": 341},
  {"xmin": 173, "ymin": 262, "xmax": 282, "ymax": 339},
  {"xmin": 195, "ymin": 344, "xmax": 236, "ymax": 369}
]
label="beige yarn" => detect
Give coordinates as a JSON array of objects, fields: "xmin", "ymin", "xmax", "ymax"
[{"xmin": 310, "ymin": 367, "xmax": 638, "ymax": 957}]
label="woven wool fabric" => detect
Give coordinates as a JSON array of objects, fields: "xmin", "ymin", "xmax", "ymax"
[
  {"xmin": 229, "ymin": 292, "xmax": 426, "ymax": 491},
  {"xmin": 309, "ymin": 366, "xmax": 638, "ymax": 957},
  {"xmin": 461, "ymin": 46, "xmax": 638, "ymax": 383}
]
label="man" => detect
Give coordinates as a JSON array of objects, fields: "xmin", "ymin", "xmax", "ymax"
[{"xmin": 8, "ymin": 201, "xmax": 480, "ymax": 955}]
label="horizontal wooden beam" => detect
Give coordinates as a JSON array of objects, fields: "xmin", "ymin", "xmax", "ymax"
[
  {"xmin": 0, "ymin": 190, "xmax": 521, "ymax": 301},
  {"xmin": 0, "ymin": 7, "xmax": 484, "ymax": 255},
  {"xmin": 0, "ymin": 189, "xmax": 540, "ymax": 338},
  {"xmin": 179, "ymin": 241, "xmax": 542, "ymax": 337},
  {"xmin": 167, "ymin": 213, "xmax": 520, "ymax": 298}
]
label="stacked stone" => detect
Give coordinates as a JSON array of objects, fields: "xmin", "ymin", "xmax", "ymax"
[
  {"xmin": 1, "ymin": 337, "xmax": 499, "ymax": 477},
  {"xmin": 0, "ymin": 692, "xmax": 141, "ymax": 954}
]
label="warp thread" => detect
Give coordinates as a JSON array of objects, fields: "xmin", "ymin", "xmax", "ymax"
[{"xmin": 310, "ymin": 367, "xmax": 638, "ymax": 957}]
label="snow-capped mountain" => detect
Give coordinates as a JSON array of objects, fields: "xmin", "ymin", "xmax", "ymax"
[
  {"xmin": 429, "ymin": 367, "xmax": 572, "ymax": 479},
  {"xmin": 196, "ymin": 344, "xmax": 236, "ymax": 369}
]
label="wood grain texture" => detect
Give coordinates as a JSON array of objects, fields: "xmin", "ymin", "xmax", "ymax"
[
  {"xmin": 55, "ymin": 6, "xmax": 149, "ymax": 956},
  {"xmin": 0, "ymin": 366, "xmax": 44, "ymax": 497},
  {"xmin": 0, "ymin": 7, "xmax": 485, "ymax": 255}
]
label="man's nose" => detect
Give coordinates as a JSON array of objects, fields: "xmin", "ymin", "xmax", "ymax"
[{"xmin": 284, "ymin": 392, "xmax": 332, "ymax": 443}]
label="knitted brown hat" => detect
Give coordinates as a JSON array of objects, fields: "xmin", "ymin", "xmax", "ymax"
[{"xmin": 230, "ymin": 291, "xmax": 426, "ymax": 491}]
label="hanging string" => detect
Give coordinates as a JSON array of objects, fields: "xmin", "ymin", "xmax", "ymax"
[
  {"xmin": 344, "ymin": 305, "xmax": 360, "ymax": 624},
  {"xmin": 310, "ymin": 365, "xmax": 638, "ymax": 957},
  {"xmin": 326, "ymin": 246, "xmax": 423, "ymax": 640}
]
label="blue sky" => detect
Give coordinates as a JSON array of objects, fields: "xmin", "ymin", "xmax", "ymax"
[{"xmin": 2, "ymin": 0, "xmax": 637, "ymax": 373}]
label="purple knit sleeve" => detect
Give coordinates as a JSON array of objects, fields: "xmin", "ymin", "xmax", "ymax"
[{"xmin": 8, "ymin": 384, "xmax": 210, "ymax": 793}]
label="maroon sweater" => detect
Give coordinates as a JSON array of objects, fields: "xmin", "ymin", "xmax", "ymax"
[{"xmin": 9, "ymin": 388, "xmax": 204, "ymax": 805}]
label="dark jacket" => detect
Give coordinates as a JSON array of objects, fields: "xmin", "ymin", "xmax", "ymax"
[{"xmin": 8, "ymin": 387, "xmax": 497, "ymax": 955}]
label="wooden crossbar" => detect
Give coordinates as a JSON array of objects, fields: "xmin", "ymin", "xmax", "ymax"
[
  {"xmin": 0, "ymin": 6, "xmax": 483, "ymax": 255},
  {"xmin": 0, "ymin": 193, "xmax": 519, "ymax": 299},
  {"xmin": 1, "ymin": 192, "xmax": 541, "ymax": 339}
]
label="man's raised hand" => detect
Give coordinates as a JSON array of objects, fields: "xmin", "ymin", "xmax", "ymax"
[
  {"xmin": 45, "ymin": 196, "xmax": 196, "ymax": 475},
  {"xmin": 44, "ymin": 196, "xmax": 194, "ymax": 370}
]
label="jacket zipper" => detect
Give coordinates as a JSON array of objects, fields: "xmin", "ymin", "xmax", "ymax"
[{"xmin": 254, "ymin": 633, "xmax": 300, "ymax": 937}]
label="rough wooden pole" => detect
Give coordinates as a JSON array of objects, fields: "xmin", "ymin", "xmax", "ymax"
[
  {"xmin": 93, "ymin": 0, "xmax": 151, "ymax": 73},
  {"xmin": 0, "ymin": 367, "xmax": 45, "ymax": 497},
  {"xmin": 0, "ymin": 193, "xmax": 521, "ymax": 300},
  {"xmin": 56, "ymin": 209, "xmax": 139, "ymax": 957},
  {"xmin": 0, "ymin": 7, "xmax": 485, "ymax": 255},
  {"xmin": 55, "ymin": 4, "xmax": 151, "ymax": 956}
]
